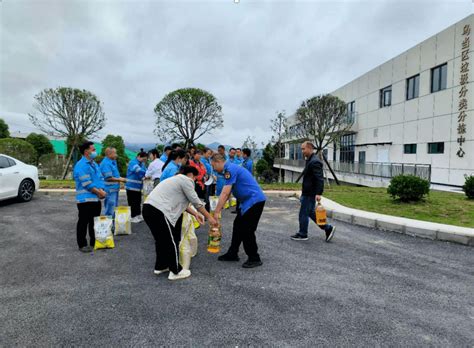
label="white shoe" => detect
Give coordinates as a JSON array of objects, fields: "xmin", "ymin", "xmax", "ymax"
[
  {"xmin": 131, "ymin": 217, "xmax": 140, "ymax": 223},
  {"xmin": 168, "ymin": 269, "xmax": 191, "ymax": 281},
  {"xmin": 154, "ymin": 268, "xmax": 169, "ymax": 275},
  {"xmin": 137, "ymin": 215, "xmax": 144, "ymax": 222}
]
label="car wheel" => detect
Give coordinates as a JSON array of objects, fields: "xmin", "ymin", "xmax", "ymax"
[{"xmin": 18, "ymin": 179, "xmax": 35, "ymax": 202}]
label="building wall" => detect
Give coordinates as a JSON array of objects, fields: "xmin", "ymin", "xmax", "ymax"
[{"xmin": 322, "ymin": 15, "xmax": 473, "ymax": 186}]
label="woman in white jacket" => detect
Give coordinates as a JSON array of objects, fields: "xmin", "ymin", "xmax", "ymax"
[{"xmin": 142, "ymin": 165, "xmax": 217, "ymax": 281}]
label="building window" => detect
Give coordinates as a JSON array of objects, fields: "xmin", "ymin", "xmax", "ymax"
[
  {"xmin": 347, "ymin": 101, "xmax": 356, "ymax": 123},
  {"xmin": 380, "ymin": 86, "xmax": 392, "ymax": 108},
  {"xmin": 431, "ymin": 63, "xmax": 447, "ymax": 93},
  {"xmin": 404, "ymin": 144, "xmax": 417, "ymax": 154},
  {"xmin": 427, "ymin": 142, "xmax": 444, "ymax": 154},
  {"xmin": 340, "ymin": 134, "xmax": 355, "ymax": 163},
  {"xmin": 358, "ymin": 151, "xmax": 366, "ymax": 163},
  {"xmin": 406, "ymin": 74, "xmax": 420, "ymax": 100}
]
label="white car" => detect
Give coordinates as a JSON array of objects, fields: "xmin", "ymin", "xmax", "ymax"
[{"xmin": 0, "ymin": 154, "xmax": 39, "ymax": 202}]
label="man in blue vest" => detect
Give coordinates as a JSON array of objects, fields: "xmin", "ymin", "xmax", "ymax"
[
  {"xmin": 211, "ymin": 153, "xmax": 266, "ymax": 268},
  {"xmin": 235, "ymin": 148, "xmax": 244, "ymax": 165},
  {"xmin": 100, "ymin": 147, "xmax": 127, "ymax": 217},
  {"xmin": 160, "ymin": 146, "xmax": 172, "ymax": 163},
  {"xmin": 125, "ymin": 150, "xmax": 148, "ymax": 223},
  {"xmin": 73, "ymin": 141, "xmax": 106, "ymax": 253},
  {"xmin": 242, "ymin": 148, "xmax": 253, "ymax": 174},
  {"xmin": 201, "ymin": 147, "xmax": 214, "ymax": 210}
]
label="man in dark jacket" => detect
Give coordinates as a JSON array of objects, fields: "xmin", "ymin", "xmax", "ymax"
[{"xmin": 291, "ymin": 141, "xmax": 336, "ymax": 242}]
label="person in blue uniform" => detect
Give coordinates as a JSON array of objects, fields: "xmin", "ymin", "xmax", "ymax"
[
  {"xmin": 235, "ymin": 148, "xmax": 244, "ymax": 165},
  {"xmin": 160, "ymin": 146, "xmax": 172, "ymax": 163},
  {"xmin": 160, "ymin": 149, "xmax": 187, "ymax": 182},
  {"xmin": 211, "ymin": 154, "xmax": 266, "ymax": 268},
  {"xmin": 201, "ymin": 147, "xmax": 214, "ymax": 210},
  {"xmin": 125, "ymin": 149, "xmax": 148, "ymax": 222},
  {"xmin": 100, "ymin": 147, "xmax": 126, "ymax": 217},
  {"xmin": 242, "ymin": 148, "xmax": 254, "ymax": 173},
  {"xmin": 215, "ymin": 145, "xmax": 228, "ymax": 196},
  {"xmin": 73, "ymin": 141, "xmax": 106, "ymax": 253},
  {"xmin": 228, "ymin": 148, "xmax": 239, "ymax": 164}
]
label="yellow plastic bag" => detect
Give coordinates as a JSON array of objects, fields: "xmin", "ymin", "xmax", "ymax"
[
  {"xmin": 224, "ymin": 201, "xmax": 230, "ymax": 209},
  {"xmin": 114, "ymin": 206, "xmax": 132, "ymax": 235},
  {"xmin": 94, "ymin": 216, "xmax": 115, "ymax": 250},
  {"xmin": 180, "ymin": 212, "xmax": 198, "ymax": 270},
  {"xmin": 230, "ymin": 197, "xmax": 237, "ymax": 207},
  {"xmin": 210, "ymin": 196, "xmax": 219, "ymax": 212}
]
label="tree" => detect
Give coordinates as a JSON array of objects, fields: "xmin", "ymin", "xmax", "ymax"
[
  {"xmin": 101, "ymin": 134, "xmax": 128, "ymax": 176},
  {"xmin": 242, "ymin": 136, "xmax": 258, "ymax": 159},
  {"xmin": 28, "ymin": 87, "xmax": 106, "ymax": 179},
  {"xmin": 262, "ymin": 142, "xmax": 275, "ymax": 167},
  {"xmin": 25, "ymin": 133, "xmax": 54, "ymax": 163},
  {"xmin": 294, "ymin": 94, "xmax": 353, "ymax": 184},
  {"xmin": 270, "ymin": 110, "xmax": 287, "ymax": 183},
  {"xmin": 154, "ymin": 88, "xmax": 223, "ymax": 148},
  {"xmin": 0, "ymin": 118, "xmax": 10, "ymax": 138},
  {"xmin": 0, "ymin": 138, "xmax": 37, "ymax": 164}
]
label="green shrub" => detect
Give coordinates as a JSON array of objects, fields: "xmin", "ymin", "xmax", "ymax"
[
  {"xmin": 25, "ymin": 133, "xmax": 54, "ymax": 163},
  {"xmin": 255, "ymin": 159, "xmax": 269, "ymax": 176},
  {"xmin": 261, "ymin": 169, "xmax": 278, "ymax": 184},
  {"xmin": 462, "ymin": 175, "xmax": 474, "ymax": 199},
  {"xmin": 0, "ymin": 138, "xmax": 37, "ymax": 164},
  {"xmin": 387, "ymin": 175, "xmax": 430, "ymax": 202}
]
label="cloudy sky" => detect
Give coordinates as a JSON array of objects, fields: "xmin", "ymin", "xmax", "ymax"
[{"xmin": 0, "ymin": 0, "xmax": 472, "ymax": 147}]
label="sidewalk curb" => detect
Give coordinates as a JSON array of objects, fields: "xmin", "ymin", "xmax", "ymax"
[{"xmin": 264, "ymin": 190, "xmax": 474, "ymax": 247}]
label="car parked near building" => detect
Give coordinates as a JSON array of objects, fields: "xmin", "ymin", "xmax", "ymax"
[{"xmin": 0, "ymin": 154, "xmax": 39, "ymax": 202}]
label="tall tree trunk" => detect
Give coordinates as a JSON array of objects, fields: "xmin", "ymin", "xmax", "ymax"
[
  {"xmin": 62, "ymin": 144, "xmax": 75, "ymax": 180},
  {"xmin": 322, "ymin": 155, "xmax": 340, "ymax": 185}
]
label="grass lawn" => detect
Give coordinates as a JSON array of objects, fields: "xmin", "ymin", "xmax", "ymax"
[
  {"xmin": 261, "ymin": 182, "xmax": 474, "ymax": 228},
  {"xmin": 41, "ymin": 180, "xmax": 474, "ymax": 228}
]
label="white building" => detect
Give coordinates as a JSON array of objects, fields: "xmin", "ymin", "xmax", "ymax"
[{"xmin": 279, "ymin": 14, "xmax": 473, "ymax": 188}]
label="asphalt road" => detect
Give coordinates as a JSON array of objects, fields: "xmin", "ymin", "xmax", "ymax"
[{"xmin": 1, "ymin": 194, "xmax": 473, "ymax": 347}]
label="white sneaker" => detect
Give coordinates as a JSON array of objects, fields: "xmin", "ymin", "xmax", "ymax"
[
  {"xmin": 137, "ymin": 215, "xmax": 144, "ymax": 222},
  {"xmin": 154, "ymin": 268, "xmax": 169, "ymax": 275},
  {"xmin": 168, "ymin": 269, "xmax": 191, "ymax": 281},
  {"xmin": 131, "ymin": 217, "xmax": 140, "ymax": 223}
]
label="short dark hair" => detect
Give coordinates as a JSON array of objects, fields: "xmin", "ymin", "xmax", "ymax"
[
  {"xmin": 137, "ymin": 148, "xmax": 147, "ymax": 158},
  {"xmin": 243, "ymin": 148, "xmax": 251, "ymax": 157},
  {"xmin": 236, "ymin": 148, "xmax": 241, "ymax": 151},
  {"xmin": 204, "ymin": 147, "xmax": 212, "ymax": 153},
  {"xmin": 229, "ymin": 148, "xmax": 236, "ymax": 152},
  {"xmin": 195, "ymin": 149, "xmax": 203, "ymax": 155},
  {"xmin": 171, "ymin": 143, "xmax": 181, "ymax": 149},
  {"xmin": 179, "ymin": 165, "xmax": 198, "ymax": 176},
  {"xmin": 148, "ymin": 149, "xmax": 159, "ymax": 157},
  {"xmin": 164, "ymin": 146, "xmax": 172, "ymax": 152},
  {"xmin": 218, "ymin": 145, "xmax": 225, "ymax": 150},
  {"xmin": 79, "ymin": 141, "xmax": 94, "ymax": 155}
]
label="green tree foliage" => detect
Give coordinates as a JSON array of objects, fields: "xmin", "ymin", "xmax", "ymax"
[
  {"xmin": 25, "ymin": 133, "xmax": 54, "ymax": 163},
  {"xmin": 0, "ymin": 138, "xmax": 37, "ymax": 164},
  {"xmin": 255, "ymin": 159, "xmax": 269, "ymax": 177},
  {"xmin": 154, "ymin": 88, "xmax": 223, "ymax": 148},
  {"xmin": 101, "ymin": 134, "xmax": 128, "ymax": 176},
  {"xmin": 262, "ymin": 143, "xmax": 275, "ymax": 168},
  {"xmin": 29, "ymin": 87, "xmax": 106, "ymax": 178},
  {"xmin": 0, "ymin": 118, "xmax": 10, "ymax": 138}
]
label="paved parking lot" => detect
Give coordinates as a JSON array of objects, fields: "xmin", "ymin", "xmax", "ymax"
[{"xmin": 1, "ymin": 194, "xmax": 473, "ymax": 346}]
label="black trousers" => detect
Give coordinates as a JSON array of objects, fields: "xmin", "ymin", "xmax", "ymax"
[
  {"xmin": 228, "ymin": 201, "xmax": 265, "ymax": 261},
  {"xmin": 142, "ymin": 204, "xmax": 183, "ymax": 274},
  {"xmin": 126, "ymin": 189, "xmax": 142, "ymax": 217},
  {"xmin": 195, "ymin": 183, "xmax": 205, "ymax": 199},
  {"xmin": 76, "ymin": 201, "xmax": 101, "ymax": 248}
]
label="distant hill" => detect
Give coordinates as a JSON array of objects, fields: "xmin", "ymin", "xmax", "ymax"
[
  {"xmin": 125, "ymin": 142, "xmax": 158, "ymax": 152},
  {"xmin": 207, "ymin": 142, "xmax": 232, "ymax": 150}
]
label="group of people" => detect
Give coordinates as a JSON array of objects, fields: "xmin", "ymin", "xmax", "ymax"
[{"xmin": 72, "ymin": 140, "xmax": 335, "ymax": 281}]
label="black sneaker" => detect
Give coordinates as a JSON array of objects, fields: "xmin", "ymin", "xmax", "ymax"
[
  {"xmin": 79, "ymin": 246, "xmax": 93, "ymax": 253},
  {"xmin": 291, "ymin": 234, "xmax": 308, "ymax": 241},
  {"xmin": 217, "ymin": 253, "xmax": 240, "ymax": 261},
  {"xmin": 325, "ymin": 226, "xmax": 336, "ymax": 242},
  {"xmin": 231, "ymin": 210, "xmax": 238, "ymax": 214},
  {"xmin": 242, "ymin": 259, "xmax": 263, "ymax": 268}
]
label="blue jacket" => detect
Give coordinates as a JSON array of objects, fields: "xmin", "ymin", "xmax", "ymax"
[
  {"xmin": 242, "ymin": 158, "xmax": 253, "ymax": 173},
  {"xmin": 73, "ymin": 156, "xmax": 105, "ymax": 203},
  {"xmin": 160, "ymin": 161, "xmax": 180, "ymax": 182},
  {"xmin": 100, "ymin": 157, "xmax": 121, "ymax": 193},
  {"xmin": 201, "ymin": 157, "xmax": 212, "ymax": 176},
  {"xmin": 125, "ymin": 158, "xmax": 146, "ymax": 191}
]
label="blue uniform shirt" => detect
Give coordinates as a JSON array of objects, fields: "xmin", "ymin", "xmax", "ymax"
[
  {"xmin": 229, "ymin": 156, "xmax": 241, "ymax": 165},
  {"xmin": 223, "ymin": 162, "xmax": 266, "ymax": 214},
  {"xmin": 160, "ymin": 161, "xmax": 179, "ymax": 182},
  {"xmin": 160, "ymin": 153, "xmax": 168, "ymax": 163},
  {"xmin": 100, "ymin": 157, "xmax": 121, "ymax": 193},
  {"xmin": 201, "ymin": 157, "xmax": 212, "ymax": 176},
  {"xmin": 242, "ymin": 158, "xmax": 253, "ymax": 173},
  {"xmin": 125, "ymin": 158, "xmax": 146, "ymax": 191},
  {"xmin": 73, "ymin": 156, "xmax": 105, "ymax": 203}
]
